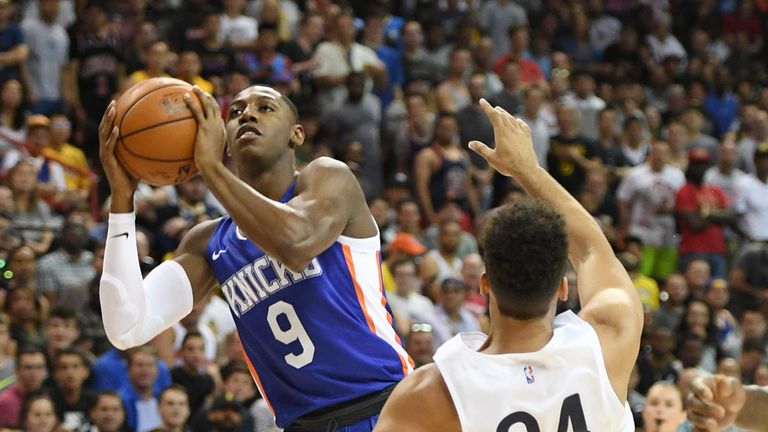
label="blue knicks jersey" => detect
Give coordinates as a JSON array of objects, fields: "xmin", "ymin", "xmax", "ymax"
[{"xmin": 205, "ymin": 182, "xmax": 413, "ymax": 428}]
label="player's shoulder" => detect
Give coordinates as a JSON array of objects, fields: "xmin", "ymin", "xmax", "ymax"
[
  {"xmin": 377, "ymin": 364, "xmax": 460, "ymax": 432},
  {"xmin": 177, "ymin": 217, "xmax": 223, "ymax": 256},
  {"xmin": 298, "ymin": 157, "xmax": 359, "ymax": 190},
  {"xmin": 302, "ymin": 156, "xmax": 351, "ymax": 173},
  {"xmin": 397, "ymin": 363, "xmax": 445, "ymax": 394}
]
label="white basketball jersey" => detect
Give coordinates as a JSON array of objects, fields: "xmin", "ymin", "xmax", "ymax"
[{"xmin": 433, "ymin": 311, "xmax": 635, "ymax": 432}]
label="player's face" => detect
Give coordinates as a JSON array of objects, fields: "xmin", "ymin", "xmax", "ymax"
[{"xmin": 226, "ymin": 86, "xmax": 303, "ymax": 166}]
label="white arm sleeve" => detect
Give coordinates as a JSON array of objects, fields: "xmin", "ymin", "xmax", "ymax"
[{"xmin": 100, "ymin": 212, "xmax": 194, "ymax": 350}]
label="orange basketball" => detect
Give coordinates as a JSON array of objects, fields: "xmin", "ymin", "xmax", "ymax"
[{"xmin": 114, "ymin": 77, "xmax": 202, "ymax": 186}]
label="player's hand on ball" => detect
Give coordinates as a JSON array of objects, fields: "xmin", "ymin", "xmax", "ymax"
[
  {"xmin": 185, "ymin": 86, "xmax": 226, "ymax": 171},
  {"xmin": 687, "ymin": 375, "xmax": 745, "ymax": 431},
  {"xmin": 469, "ymin": 98, "xmax": 540, "ymax": 178},
  {"xmin": 99, "ymin": 100, "xmax": 138, "ymax": 200}
]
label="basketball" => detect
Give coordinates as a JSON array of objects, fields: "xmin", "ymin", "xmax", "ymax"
[{"xmin": 114, "ymin": 77, "xmax": 202, "ymax": 186}]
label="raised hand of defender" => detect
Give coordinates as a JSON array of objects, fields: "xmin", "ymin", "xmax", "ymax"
[
  {"xmin": 185, "ymin": 86, "xmax": 227, "ymax": 171},
  {"xmin": 687, "ymin": 375, "xmax": 746, "ymax": 431},
  {"xmin": 99, "ymin": 100, "xmax": 138, "ymax": 206},
  {"xmin": 469, "ymin": 98, "xmax": 540, "ymax": 178}
]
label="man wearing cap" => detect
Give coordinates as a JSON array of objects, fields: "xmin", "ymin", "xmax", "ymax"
[
  {"xmin": 1, "ymin": 114, "xmax": 66, "ymax": 195},
  {"xmin": 381, "ymin": 231, "xmax": 427, "ymax": 294},
  {"xmin": 675, "ymin": 148, "xmax": 737, "ymax": 278},
  {"xmin": 201, "ymin": 393, "xmax": 246, "ymax": 432},
  {"xmin": 733, "ymin": 143, "xmax": 768, "ymax": 243}
]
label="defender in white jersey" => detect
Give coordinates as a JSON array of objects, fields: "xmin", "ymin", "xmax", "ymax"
[{"xmin": 375, "ymin": 99, "xmax": 644, "ymax": 432}]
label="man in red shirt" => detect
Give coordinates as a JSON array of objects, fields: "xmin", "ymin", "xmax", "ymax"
[
  {"xmin": 492, "ymin": 26, "xmax": 545, "ymax": 86},
  {"xmin": 675, "ymin": 149, "xmax": 739, "ymax": 279}
]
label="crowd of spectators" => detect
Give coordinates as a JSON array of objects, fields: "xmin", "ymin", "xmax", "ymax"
[{"xmin": 0, "ymin": 0, "xmax": 766, "ymax": 431}]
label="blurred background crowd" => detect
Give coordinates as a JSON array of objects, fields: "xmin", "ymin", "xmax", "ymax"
[{"xmin": 0, "ymin": 0, "xmax": 766, "ymax": 431}]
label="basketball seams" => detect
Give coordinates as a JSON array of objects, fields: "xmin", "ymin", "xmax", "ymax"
[
  {"xmin": 117, "ymin": 81, "xmax": 188, "ymax": 137},
  {"xmin": 120, "ymin": 115, "xmax": 196, "ymax": 140},
  {"xmin": 115, "ymin": 140, "xmax": 146, "ymax": 180}
]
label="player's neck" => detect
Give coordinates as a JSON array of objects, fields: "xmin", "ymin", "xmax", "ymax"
[
  {"xmin": 480, "ymin": 313, "xmax": 555, "ymax": 355},
  {"xmin": 239, "ymin": 158, "xmax": 297, "ymax": 201}
]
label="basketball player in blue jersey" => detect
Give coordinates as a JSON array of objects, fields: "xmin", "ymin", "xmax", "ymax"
[
  {"xmin": 374, "ymin": 99, "xmax": 644, "ymax": 431},
  {"xmin": 96, "ymin": 85, "xmax": 413, "ymax": 432}
]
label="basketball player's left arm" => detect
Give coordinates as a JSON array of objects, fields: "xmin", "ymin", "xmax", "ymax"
[{"xmin": 374, "ymin": 365, "xmax": 461, "ymax": 432}]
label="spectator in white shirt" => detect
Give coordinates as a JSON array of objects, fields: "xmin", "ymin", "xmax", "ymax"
[
  {"xmin": 312, "ymin": 11, "xmax": 386, "ymax": 115},
  {"xmin": 388, "ymin": 258, "xmax": 435, "ymax": 337},
  {"xmin": 220, "ymin": 0, "xmax": 258, "ymax": 51},
  {"xmin": 565, "ymin": 70, "xmax": 606, "ymax": 141},
  {"xmin": 646, "ymin": 13, "xmax": 687, "ymax": 65},
  {"xmin": 734, "ymin": 143, "xmax": 768, "ymax": 242},
  {"xmin": 704, "ymin": 139, "xmax": 745, "ymax": 202}
]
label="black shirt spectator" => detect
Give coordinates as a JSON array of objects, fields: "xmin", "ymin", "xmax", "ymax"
[
  {"xmin": 547, "ymin": 134, "xmax": 601, "ymax": 196},
  {"xmin": 183, "ymin": 9, "xmax": 236, "ymax": 81},
  {"xmin": 171, "ymin": 332, "xmax": 214, "ymax": 418},
  {"xmin": 67, "ymin": 5, "xmax": 124, "ymax": 118}
]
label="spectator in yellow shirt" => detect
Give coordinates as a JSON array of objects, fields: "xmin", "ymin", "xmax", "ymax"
[
  {"xmin": 125, "ymin": 40, "xmax": 171, "ymax": 89},
  {"xmin": 174, "ymin": 50, "xmax": 214, "ymax": 94},
  {"xmin": 41, "ymin": 113, "xmax": 93, "ymax": 202},
  {"xmin": 619, "ymin": 251, "xmax": 660, "ymax": 311}
]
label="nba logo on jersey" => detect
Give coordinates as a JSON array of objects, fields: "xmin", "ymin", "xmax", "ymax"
[{"xmin": 524, "ymin": 365, "xmax": 535, "ymax": 384}]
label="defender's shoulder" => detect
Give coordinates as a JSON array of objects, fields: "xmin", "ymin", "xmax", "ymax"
[{"xmin": 376, "ymin": 365, "xmax": 460, "ymax": 432}]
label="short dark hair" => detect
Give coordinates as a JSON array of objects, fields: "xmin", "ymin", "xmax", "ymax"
[
  {"xmin": 16, "ymin": 346, "xmax": 46, "ymax": 365},
  {"xmin": 390, "ymin": 257, "xmax": 416, "ymax": 274},
  {"xmin": 479, "ymin": 198, "xmax": 569, "ymax": 320},
  {"xmin": 221, "ymin": 361, "xmax": 251, "ymax": 382},
  {"xmin": 258, "ymin": 21, "xmax": 278, "ymax": 33},
  {"xmin": 47, "ymin": 306, "xmax": 78, "ymax": 326},
  {"xmin": 281, "ymin": 93, "xmax": 299, "ymax": 124},
  {"xmin": 435, "ymin": 111, "xmax": 458, "ymax": 125},
  {"xmin": 55, "ymin": 348, "xmax": 91, "ymax": 370},
  {"xmin": 126, "ymin": 345, "xmax": 157, "ymax": 367},
  {"xmin": 92, "ymin": 390, "xmax": 123, "ymax": 412},
  {"xmin": 160, "ymin": 384, "xmax": 189, "ymax": 402},
  {"xmin": 181, "ymin": 330, "xmax": 204, "ymax": 348}
]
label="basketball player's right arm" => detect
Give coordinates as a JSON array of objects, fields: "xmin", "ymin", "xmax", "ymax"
[
  {"xmin": 469, "ymin": 99, "xmax": 643, "ymax": 401},
  {"xmin": 375, "ymin": 365, "xmax": 461, "ymax": 432},
  {"xmin": 97, "ymin": 102, "xmax": 218, "ymax": 350}
]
